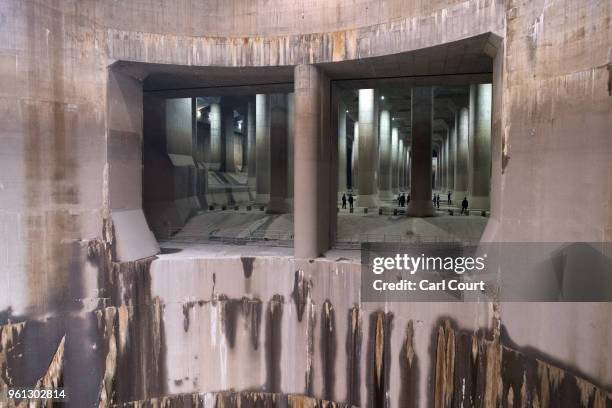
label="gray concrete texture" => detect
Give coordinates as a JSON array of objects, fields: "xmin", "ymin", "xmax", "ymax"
[
  {"xmin": 1, "ymin": 0, "xmax": 611, "ymax": 406},
  {"xmin": 406, "ymin": 87, "xmax": 436, "ymax": 217}
]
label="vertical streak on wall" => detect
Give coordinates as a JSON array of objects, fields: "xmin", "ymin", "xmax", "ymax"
[
  {"xmin": 346, "ymin": 306, "xmax": 362, "ymax": 406},
  {"xmin": 366, "ymin": 311, "xmax": 393, "ymax": 408},
  {"xmin": 320, "ymin": 299, "xmax": 337, "ymax": 400},
  {"xmin": 265, "ymin": 295, "xmax": 283, "ymax": 392}
]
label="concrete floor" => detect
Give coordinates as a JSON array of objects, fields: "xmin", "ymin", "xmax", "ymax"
[{"xmin": 165, "ymin": 204, "xmax": 488, "ymax": 247}]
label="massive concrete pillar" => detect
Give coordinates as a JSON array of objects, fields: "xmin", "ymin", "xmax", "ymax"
[
  {"xmin": 468, "ymin": 83, "xmax": 492, "ymax": 209},
  {"xmin": 432, "ymin": 145, "xmax": 438, "ymax": 191},
  {"xmin": 287, "ymin": 93, "xmax": 294, "ymax": 203},
  {"xmin": 267, "ymin": 94, "xmax": 290, "ymax": 213},
  {"xmin": 398, "ymin": 138, "xmax": 405, "ymax": 191},
  {"xmin": 247, "ymin": 101, "xmax": 256, "ymax": 189},
  {"xmin": 338, "ymin": 101, "xmax": 348, "ymax": 197},
  {"xmin": 406, "ymin": 147, "xmax": 412, "ymax": 191},
  {"xmin": 378, "ymin": 109, "xmax": 393, "ymax": 200},
  {"xmin": 209, "ymin": 103, "xmax": 222, "ymax": 170},
  {"xmin": 240, "ymin": 111, "xmax": 247, "ymax": 172},
  {"xmin": 406, "ymin": 87, "xmax": 436, "ymax": 217},
  {"xmin": 448, "ymin": 118, "xmax": 456, "ymax": 196},
  {"xmin": 391, "ymin": 127, "xmax": 399, "ymax": 194},
  {"xmin": 454, "ymin": 106, "xmax": 469, "ymax": 201},
  {"xmin": 255, "ymin": 94, "xmax": 270, "ymax": 204},
  {"xmin": 443, "ymin": 134, "xmax": 450, "ymax": 193},
  {"xmin": 294, "ymin": 64, "xmax": 333, "ymax": 258},
  {"xmin": 439, "ymin": 142, "xmax": 445, "ymax": 192},
  {"xmin": 223, "ymin": 104, "xmax": 235, "ymax": 172},
  {"xmin": 351, "ymin": 121, "xmax": 359, "ymax": 192},
  {"xmin": 357, "ymin": 89, "xmax": 379, "ymax": 207}
]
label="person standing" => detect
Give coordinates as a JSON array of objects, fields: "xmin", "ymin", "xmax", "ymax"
[
  {"xmin": 461, "ymin": 197, "xmax": 469, "ymax": 214},
  {"xmin": 342, "ymin": 193, "xmax": 347, "ymax": 209},
  {"xmin": 447, "ymin": 191, "xmax": 452, "ymax": 205},
  {"xmin": 348, "ymin": 194, "xmax": 354, "ymax": 210}
]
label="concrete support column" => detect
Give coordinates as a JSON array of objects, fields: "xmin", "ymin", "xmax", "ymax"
[
  {"xmin": 255, "ymin": 94, "xmax": 270, "ymax": 204},
  {"xmin": 267, "ymin": 94, "xmax": 290, "ymax": 213},
  {"xmin": 433, "ymin": 144, "xmax": 439, "ymax": 191},
  {"xmin": 444, "ymin": 142, "xmax": 449, "ymax": 192},
  {"xmin": 351, "ymin": 122, "xmax": 359, "ymax": 192},
  {"xmin": 223, "ymin": 104, "xmax": 235, "ymax": 172},
  {"xmin": 241, "ymin": 113, "xmax": 248, "ymax": 172},
  {"xmin": 468, "ymin": 83, "xmax": 492, "ymax": 209},
  {"xmin": 391, "ymin": 127, "xmax": 399, "ymax": 194},
  {"xmin": 454, "ymin": 106, "xmax": 469, "ymax": 201},
  {"xmin": 357, "ymin": 89, "xmax": 379, "ymax": 207},
  {"xmin": 439, "ymin": 142, "xmax": 445, "ymax": 192},
  {"xmin": 337, "ymin": 101, "xmax": 348, "ymax": 197},
  {"xmin": 378, "ymin": 109, "xmax": 393, "ymax": 200},
  {"xmin": 294, "ymin": 64, "xmax": 332, "ymax": 258},
  {"xmin": 406, "ymin": 87, "xmax": 436, "ymax": 217},
  {"xmin": 406, "ymin": 148, "xmax": 411, "ymax": 191},
  {"xmin": 209, "ymin": 103, "xmax": 222, "ymax": 170},
  {"xmin": 444, "ymin": 129, "xmax": 452, "ymax": 193},
  {"xmin": 448, "ymin": 122, "xmax": 456, "ymax": 197},
  {"xmin": 398, "ymin": 138, "xmax": 405, "ymax": 191},
  {"xmin": 247, "ymin": 101, "xmax": 256, "ymax": 189},
  {"xmin": 287, "ymin": 93, "xmax": 294, "ymax": 203}
]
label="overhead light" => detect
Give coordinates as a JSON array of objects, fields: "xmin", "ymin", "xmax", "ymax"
[
  {"xmin": 196, "ymin": 110, "xmax": 202, "ymax": 119},
  {"xmin": 392, "ymin": 117, "xmax": 395, "ymax": 120},
  {"xmin": 345, "ymin": 110, "xmax": 349, "ymax": 113},
  {"xmin": 381, "ymin": 96, "xmax": 385, "ymax": 100}
]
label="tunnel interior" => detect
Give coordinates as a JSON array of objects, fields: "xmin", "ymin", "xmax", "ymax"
[{"xmin": 114, "ymin": 34, "xmax": 497, "ymax": 250}]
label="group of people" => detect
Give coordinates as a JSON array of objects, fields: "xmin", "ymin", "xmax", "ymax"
[
  {"xmin": 436, "ymin": 192, "xmax": 469, "ymax": 213},
  {"xmin": 341, "ymin": 191, "xmax": 469, "ymax": 214},
  {"xmin": 432, "ymin": 194, "xmax": 442, "ymax": 208},
  {"xmin": 341, "ymin": 193, "xmax": 355, "ymax": 210},
  {"xmin": 397, "ymin": 193, "xmax": 410, "ymax": 207}
]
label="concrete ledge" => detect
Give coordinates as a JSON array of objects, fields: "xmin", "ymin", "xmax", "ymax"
[
  {"xmin": 111, "ymin": 209, "xmax": 160, "ymax": 262},
  {"xmin": 211, "ymin": 192, "xmax": 230, "ymax": 205},
  {"xmin": 231, "ymin": 191, "xmax": 251, "ymax": 204}
]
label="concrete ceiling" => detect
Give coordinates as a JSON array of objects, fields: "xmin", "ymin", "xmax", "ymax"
[
  {"xmin": 114, "ymin": 33, "xmax": 493, "ymax": 146},
  {"xmin": 113, "ymin": 33, "xmax": 493, "ymax": 98}
]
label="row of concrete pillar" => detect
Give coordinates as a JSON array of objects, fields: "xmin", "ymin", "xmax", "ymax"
[
  {"xmin": 433, "ymin": 84, "xmax": 492, "ymax": 210},
  {"xmin": 198, "ymin": 67, "xmax": 491, "ymax": 258},
  {"xmin": 205, "ymin": 94, "xmax": 295, "ymax": 213},
  {"xmin": 336, "ymin": 84, "xmax": 491, "ymax": 216}
]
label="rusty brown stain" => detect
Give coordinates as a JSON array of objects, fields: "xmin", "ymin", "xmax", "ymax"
[
  {"xmin": 398, "ymin": 320, "xmax": 419, "ymax": 408},
  {"xmin": 331, "ymin": 31, "xmax": 346, "ymax": 62},
  {"xmin": 320, "ymin": 299, "xmax": 336, "ymax": 400},
  {"xmin": 0, "ymin": 322, "xmax": 26, "ymax": 388},
  {"xmin": 23, "ymin": 0, "xmax": 82, "ymax": 318},
  {"xmin": 367, "ymin": 311, "xmax": 392, "ymax": 408},
  {"xmin": 265, "ymin": 295, "xmax": 283, "ymax": 392},
  {"xmin": 291, "ymin": 270, "xmax": 312, "ymax": 322},
  {"xmin": 345, "ymin": 306, "xmax": 361, "ymax": 406}
]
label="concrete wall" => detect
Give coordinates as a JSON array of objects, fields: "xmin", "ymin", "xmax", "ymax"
[
  {"xmin": 1, "ymin": 0, "xmax": 611, "ymax": 406},
  {"xmin": 143, "ymin": 95, "xmax": 202, "ymax": 236}
]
